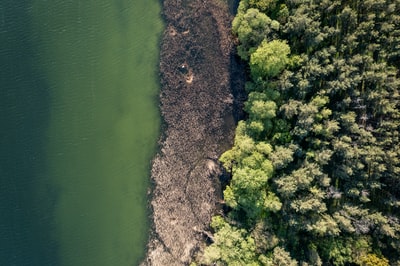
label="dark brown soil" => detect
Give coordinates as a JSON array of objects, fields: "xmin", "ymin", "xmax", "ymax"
[{"xmin": 141, "ymin": 0, "xmax": 245, "ymax": 265}]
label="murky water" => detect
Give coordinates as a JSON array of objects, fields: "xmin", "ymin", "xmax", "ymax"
[{"xmin": 0, "ymin": 1, "xmax": 163, "ymax": 265}]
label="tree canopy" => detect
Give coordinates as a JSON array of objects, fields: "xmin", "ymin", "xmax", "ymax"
[
  {"xmin": 250, "ymin": 39, "xmax": 290, "ymax": 79},
  {"xmin": 200, "ymin": 0, "xmax": 400, "ymax": 265}
]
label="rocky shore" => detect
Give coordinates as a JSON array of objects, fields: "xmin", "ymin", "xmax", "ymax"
[{"xmin": 141, "ymin": 0, "xmax": 245, "ymax": 265}]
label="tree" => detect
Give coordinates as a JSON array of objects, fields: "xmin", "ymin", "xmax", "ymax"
[
  {"xmin": 359, "ymin": 254, "xmax": 389, "ymax": 266},
  {"xmin": 201, "ymin": 216, "xmax": 259, "ymax": 265},
  {"xmin": 232, "ymin": 8, "xmax": 280, "ymax": 60},
  {"xmin": 250, "ymin": 39, "xmax": 290, "ymax": 79},
  {"xmin": 248, "ymin": 0, "xmax": 277, "ymax": 13}
]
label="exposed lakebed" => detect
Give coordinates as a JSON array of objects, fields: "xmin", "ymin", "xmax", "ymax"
[{"xmin": 143, "ymin": 0, "xmax": 245, "ymax": 264}]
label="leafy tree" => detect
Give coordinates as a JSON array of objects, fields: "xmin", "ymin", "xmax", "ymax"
[
  {"xmin": 201, "ymin": 216, "xmax": 259, "ymax": 265},
  {"xmin": 358, "ymin": 254, "xmax": 389, "ymax": 266},
  {"xmin": 232, "ymin": 8, "xmax": 280, "ymax": 60},
  {"xmin": 268, "ymin": 247, "xmax": 297, "ymax": 266},
  {"xmin": 250, "ymin": 39, "xmax": 290, "ymax": 79},
  {"xmin": 248, "ymin": 0, "xmax": 278, "ymax": 13}
]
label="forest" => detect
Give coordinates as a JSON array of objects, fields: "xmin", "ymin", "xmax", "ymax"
[{"xmin": 198, "ymin": 0, "xmax": 400, "ymax": 265}]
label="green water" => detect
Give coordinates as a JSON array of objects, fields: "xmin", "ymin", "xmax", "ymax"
[{"xmin": 1, "ymin": 0, "xmax": 163, "ymax": 265}]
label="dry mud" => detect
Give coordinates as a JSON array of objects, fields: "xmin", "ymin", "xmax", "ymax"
[{"xmin": 142, "ymin": 0, "xmax": 245, "ymax": 265}]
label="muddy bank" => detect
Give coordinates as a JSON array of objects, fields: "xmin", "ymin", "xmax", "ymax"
[{"xmin": 142, "ymin": 0, "xmax": 245, "ymax": 265}]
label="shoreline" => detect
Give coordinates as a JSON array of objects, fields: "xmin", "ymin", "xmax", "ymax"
[{"xmin": 142, "ymin": 0, "xmax": 245, "ymax": 265}]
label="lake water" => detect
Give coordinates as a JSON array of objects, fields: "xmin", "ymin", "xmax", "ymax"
[{"xmin": 0, "ymin": 0, "xmax": 163, "ymax": 265}]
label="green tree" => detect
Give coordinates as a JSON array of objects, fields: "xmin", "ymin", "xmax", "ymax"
[
  {"xmin": 248, "ymin": 0, "xmax": 276, "ymax": 12},
  {"xmin": 232, "ymin": 8, "xmax": 279, "ymax": 60},
  {"xmin": 250, "ymin": 39, "xmax": 290, "ymax": 79},
  {"xmin": 201, "ymin": 216, "xmax": 259, "ymax": 266}
]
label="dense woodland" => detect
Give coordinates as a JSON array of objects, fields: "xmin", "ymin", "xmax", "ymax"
[{"xmin": 198, "ymin": 0, "xmax": 400, "ymax": 265}]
